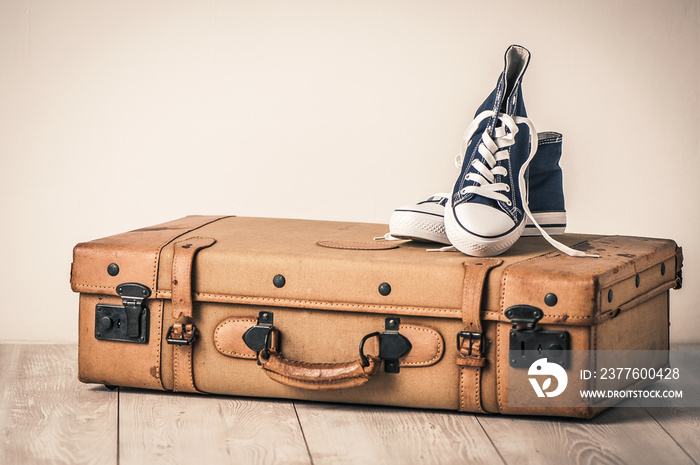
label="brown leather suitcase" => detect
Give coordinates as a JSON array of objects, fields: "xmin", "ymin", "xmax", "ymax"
[{"xmin": 70, "ymin": 216, "xmax": 683, "ymax": 418}]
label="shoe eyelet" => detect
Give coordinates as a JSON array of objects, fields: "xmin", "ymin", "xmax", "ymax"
[
  {"xmin": 506, "ymin": 200, "xmax": 512, "ymax": 206},
  {"xmin": 504, "ymin": 186, "xmax": 511, "ymax": 192},
  {"xmin": 460, "ymin": 188, "xmax": 467, "ymax": 195}
]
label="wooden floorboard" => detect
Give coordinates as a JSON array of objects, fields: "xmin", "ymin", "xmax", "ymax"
[
  {"xmin": 640, "ymin": 349, "xmax": 700, "ymax": 464},
  {"xmin": 478, "ymin": 404, "xmax": 695, "ymax": 465},
  {"xmin": 118, "ymin": 390, "xmax": 311, "ymax": 465},
  {"xmin": 294, "ymin": 402, "xmax": 504, "ymax": 465},
  {"xmin": 644, "ymin": 405, "xmax": 700, "ymax": 465},
  {"xmin": 0, "ymin": 344, "xmax": 118, "ymax": 465},
  {"xmin": 1, "ymin": 343, "xmax": 699, "ymax": 464}
]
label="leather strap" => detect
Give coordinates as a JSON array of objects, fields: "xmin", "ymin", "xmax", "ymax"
[
  {"xmin": 172, "ymin": 237, "xmax": 216, "ymax": 319},
  {"xmin": 170, "ymin": 237, "xmax": 216, "ymax": 393},
  {"xmin": 172, "ymin": 324, "xmax": 198, "ymax": 393},
  {"xmin": 458, "ymin": 258, "xmax": 502, "ymax": 413}
]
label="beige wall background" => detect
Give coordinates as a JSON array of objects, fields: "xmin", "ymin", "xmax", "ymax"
[{"xmin": 1, "ymin": 0, "xmax": 698, "ymax": 343}]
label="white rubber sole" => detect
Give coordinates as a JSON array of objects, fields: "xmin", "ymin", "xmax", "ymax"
[
  {"xmin": 523, "ymin": 211, "xmax": 567, "ymax": 237},
  {"xmin": 444, "ymin": 198, "xmax": 525, "ymax": 257},
  {"xmin": 389, "ymin": 209, "xmax": 450, "ymax": 244}
]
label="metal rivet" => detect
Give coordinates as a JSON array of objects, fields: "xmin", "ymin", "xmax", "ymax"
[
  {"xmin": 107, "ymin": 263, "xmax": 119, "ymax": 276},
  {"xmin": 273, "ymin": 274, "xmax": 286, "ymax": 288},
  {"xmin": 661, "ymin": 263, "xmax": 666, "ymax": 276},
  {"xmin": 635, "ymin": 274, "xmax": 640, "ymax": 288},
  {"xmin": 608, "ymin": 289, "xmax": 613, "ymax": 303},
  {"xmin": 378, "ymin": 282, "xmax": 391, "ymax": 296},
  {"xmin": 261, "ymin": 312, "xmax": 270, "ymax": 321},
  {"xmin": 544, "ymin": 293, "xmax": 558, "ymax": 307}
]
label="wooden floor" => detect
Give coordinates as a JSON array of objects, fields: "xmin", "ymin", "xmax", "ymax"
[{"xmin": 1, "ymin": 344, "xmax": 698, "ymax": 465}]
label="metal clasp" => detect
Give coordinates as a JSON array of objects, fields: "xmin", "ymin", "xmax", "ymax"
[
  {"xmin": 166, "ymin": 323, "xmax": 197, "ymax": 345},
  {"xmin": 359, "ymin": 317, "xmax": 412, "ymax": 373},
  {"xmin": 242, "ymin": 311, "xmax": 275, "ymax": 363},
  {"xmin": 504, "ymin": 304, "xmax": 543, "ymax": 330}
]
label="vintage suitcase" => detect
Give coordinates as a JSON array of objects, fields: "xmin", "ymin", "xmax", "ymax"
[{"xmin": 70, "ymin": 216, "xmax": 683, "ymax": 418}]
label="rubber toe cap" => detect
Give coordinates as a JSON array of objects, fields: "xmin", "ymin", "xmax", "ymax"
[{"xmin": 453, "ymin": 202, "xmax": 515, "ymax": 237}]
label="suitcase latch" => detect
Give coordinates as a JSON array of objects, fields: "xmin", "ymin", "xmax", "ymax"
[
  {"xmin": 377, "ymin": 317, "xmax": 412, "ymax": 373},
  {"xmin": 359, "ymin": 317, "xmax": 412, "ymax": 374},
  {"xmin": 243, "ymin": 311, "xmax": 275, "ymax": 364},
  {"xmin": 506, "ymin": 305, "xmax": 569, "ymax": 368},
  {"xmin": 95, "ymin": 283, "xmax": 150, "ymax": 344}
]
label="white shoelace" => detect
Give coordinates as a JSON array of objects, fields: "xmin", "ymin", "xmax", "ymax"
[
  {"xmin": 456, "ymin": 110, "xmax": 599, "ymax": 258},
  {"xmin": 426, "ymin": 245, "xmax": 457, "ymax": 252},
  {"xmin": 374, "ymin": 233, "xmax": 401, "ymax": 241}
]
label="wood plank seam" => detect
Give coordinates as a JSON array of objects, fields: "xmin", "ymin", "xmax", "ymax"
[
  {"xmin": 639, "ymin": 403, "xmax": 699, "ymax": 465},
  {"xmin": 474, "ymin": 416, "xmax": 507, "ymax": 465},
  {"xmin": 292, "ymin": 403, "xmax": 315, "ymax": 465}
]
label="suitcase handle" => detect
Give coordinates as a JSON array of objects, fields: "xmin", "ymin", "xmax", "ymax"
[
  {"xmin": 243, "ymin": 312, "xmax": 410, "ymax": 390},
  {"xmin": 257, "ymin": 347, "xmax": 382, "ymax": 391}
]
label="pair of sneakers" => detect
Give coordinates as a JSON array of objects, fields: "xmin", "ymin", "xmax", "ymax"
[
  {"xmin": 389, "ymin": 45, "xmax": 596, "ymax": 258},
  {"xmin": 389, "ymin": 132, "xmax": 565, "ymax": 246}
]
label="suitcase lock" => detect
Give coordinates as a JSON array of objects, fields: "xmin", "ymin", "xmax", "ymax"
[
  {"xmin": 506, "ymin": 305, "xmax": 570, "ymax": 368},
  {"xmin": 95, "ymin": 283, "xmax": 150, "ymax": 344}
]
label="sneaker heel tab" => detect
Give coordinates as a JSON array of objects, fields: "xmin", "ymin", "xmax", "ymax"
[
  {"xmin": 537, "ymin": 131, "xmax": 563, "ymax": 143},
  {"xmin": 505, "ymin": 45, "xmax": 531, "ymax": 64},
  {"xmin": 504, "ymin": 45, "xmax": 531, "ymax": 88}
]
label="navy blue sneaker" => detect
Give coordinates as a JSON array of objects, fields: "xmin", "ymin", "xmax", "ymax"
[
  {"xmin": 523, "ymin": 131, "xmax": 566, "ymax": 236},
  {"xmin": 444, "ymin": 45, "xmax": 536, "ymax": 256},
  {"xmin": 444, "ymin": 45, "xmax": 596, "ymax": 258}
]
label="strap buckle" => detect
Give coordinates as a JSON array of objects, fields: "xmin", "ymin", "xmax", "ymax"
[
  {"xmin": 457, "ymin": 331, "xmax": 485, "ymax": 356},
  {"xmin": 166, "ymin": 323, "xmax": 197, "ymax": 345}
]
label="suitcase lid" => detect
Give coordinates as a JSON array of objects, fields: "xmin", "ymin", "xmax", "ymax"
[{"xmin": 71, "ymin": 216, "xmax": 681, "ymax": 326}]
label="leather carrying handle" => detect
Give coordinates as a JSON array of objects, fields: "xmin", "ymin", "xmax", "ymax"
[
  {"xmin": 245, "ymin": 315, "xmax": 406, "ymax": 391},
  {"xmin": 258, "ymin": 349, "xmax": 381, "ymax": 391}
]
